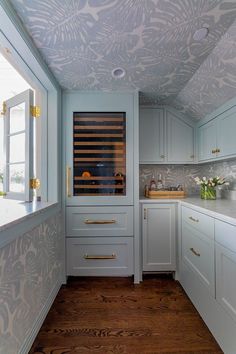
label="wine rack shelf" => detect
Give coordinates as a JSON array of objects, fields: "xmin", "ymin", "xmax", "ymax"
[{"xmin": 73, "ymin": 112, "xmax": 126, "ymax": 196}]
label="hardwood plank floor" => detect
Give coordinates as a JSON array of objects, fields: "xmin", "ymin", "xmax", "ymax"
[{"xmin": 29, "ymin": 275, "xmax": 223, "ymax": 354}]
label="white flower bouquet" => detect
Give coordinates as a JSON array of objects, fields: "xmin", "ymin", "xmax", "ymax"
[
  {"xmin": 194, "ymin": 176, "xmax": 229, "ymax": 200},
  {"xmin": 194, "ymin": 176, "xmax": 229, "ymax": 187}
]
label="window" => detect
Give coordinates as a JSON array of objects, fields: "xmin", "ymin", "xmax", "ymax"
[
  {"xmin": 0, "ymin": 50, "xmax": 41, "ymax": 202},
  {"xmin": 3, "ymin": 89, "xmax": 35, "ymax": 201},
  {"xmin": 0, "ymin": 7, "xmax": 60, "ymax": 206}
]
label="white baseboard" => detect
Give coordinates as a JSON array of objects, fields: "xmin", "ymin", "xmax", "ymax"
[{"xmin": 19, "ymin": 280, "xmax": 62, "ymax": 354}]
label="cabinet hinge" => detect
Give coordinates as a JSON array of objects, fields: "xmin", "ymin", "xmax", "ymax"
[
  {"xmin": 30, "ymin": 105, "xmax": 40, "ymax": 118},
  {"xmin": 30, "ymin": 178, "xmax": 40, "ymax": 189},
  {"xmin": 0, "ymin": 101, "xmax": 6, "ymax": 116}
]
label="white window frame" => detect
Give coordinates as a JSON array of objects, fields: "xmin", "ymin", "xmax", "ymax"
[
  {"xmin": 0, "ymin": 2, "xmax": 61, "ymax": 206},
  {"xmin": 0, "ymin": 32, "xmax": 49, "ymax": 202},
  {"xmin": 3, "ymin": 89, "xmax": 34, "ymax": 201}
]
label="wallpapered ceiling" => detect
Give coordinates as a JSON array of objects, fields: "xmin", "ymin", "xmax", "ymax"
[
  {"xmin": 9, "ymin": 0, "xmax": 236, "ymax": 119},
  {"xmin": 0, "ymin": 213, "xmax": 63, "ymax": 354}
]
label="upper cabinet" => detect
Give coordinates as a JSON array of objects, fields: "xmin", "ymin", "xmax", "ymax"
[
  {"xmin": 198, "ymin": 119, "xmax": 217, "ymax": 161},
  {"xmin": 139, "ymin": 107, "xmax": 195, "ymax": 164},
  {"xmin": 198, "ymin": 106, "xmax": 236, "ymax": 162},
  {"xmin": 166, "ymin": 110, "xmax": 195, "ymax": 163},
  {"xmin": 139, "ymin": 108, "xmax": 164, "ymax": 163}
]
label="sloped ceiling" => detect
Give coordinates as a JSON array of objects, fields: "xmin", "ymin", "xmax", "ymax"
[{"xmin": 9, "ymin": 0, "xmax": 236, "ymax": 119}]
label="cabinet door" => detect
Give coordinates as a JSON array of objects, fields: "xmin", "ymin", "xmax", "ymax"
[
  {"xmin": 139, "ymin": 108, "xmax": 164, "ymax": 163},
  {"xmin": 198, "ymin": 120, "xmax": 217, "ymax": 161},
  {"xmin": 166, "ymin": 111, "xmax": 194, "ymax": 163},
  {"xmin": 142, "ymin": 204, "xmax": 176, "ymax": 271},
  {"xmin": 217, "ymin": 106, "xmax": 236, "ymax": 159},
  {"xmin": 216, "ymin": 243, "xmax": 236, "ymax": 322},
  {"xmin": 64, "ymin": 92, "xmax": 134, "ymax": 206}
]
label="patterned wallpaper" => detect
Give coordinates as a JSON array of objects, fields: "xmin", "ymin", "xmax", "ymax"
[
  {"xmin": 0, "ymin": 213, "xmax": 63, "ymax": 354},
  {"xmin": 172, "ymin": 19, "xmax": 236, "ymax": 120},
  {"xmin": 140, "ymin": 159, "xmax": 236, "ymax": 196},
  {"xmin": 9, "ymin": 0, "xmax": 236, "ymax": 120}
]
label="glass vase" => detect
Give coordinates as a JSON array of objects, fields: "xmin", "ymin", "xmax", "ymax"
[{"xmin": 200, "ymin": 185, "xmax": 216, "ymax": 200}]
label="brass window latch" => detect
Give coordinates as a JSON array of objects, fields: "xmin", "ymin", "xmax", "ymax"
[
  {"xmin": 30, "ymin": 105, "xmax": 41, "ymax": 118},
  {"xmin": 1, "ymin": 101, "xmax": 6, "ymax": 116},
  {"xmin": 30, "ymin": 178, "xmax": 40, "ymax": 189}
]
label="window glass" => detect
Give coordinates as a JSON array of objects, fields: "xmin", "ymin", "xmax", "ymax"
[
  {"xmin": 10, "ymin": 133, "xmax": 25, "ymax": 163},
  {"xmin": 9, "ymin": 163, "xmax": 25, "ymax": 193},
  {"xmin": 9, "ymin": 102, "xmax": 25, "ymax": 133}
]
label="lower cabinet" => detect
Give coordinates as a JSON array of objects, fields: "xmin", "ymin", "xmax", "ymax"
[
  {"xmin": 142, "ymin": 203, "xmax": 176, "ymax": 271},
  {"xmin": 182, "ymin": 208, "xmax": 215, "ymax": 296},
  {"xmin": 66, "ymin": 205, "xmax": 134, "ymax": 277},
  {"xmin": 215, "ymin": 219, "xmax": 236, "ymax": 323},
  {"xmin": 180, "ymin": 205, "xmax": 236, "ymax": 354},
  {"xmin": 67, "ymin": 237, "xmax": 133, "ymax": 276}
]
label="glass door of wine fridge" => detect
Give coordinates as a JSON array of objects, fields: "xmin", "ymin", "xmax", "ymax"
[
  {"xmin": 73, "ymin": 112, "xmax": 126, "ymax": 196},
  {"xmin": 66, "ymin": 111, "xmax": 133, "ymax": 205}
]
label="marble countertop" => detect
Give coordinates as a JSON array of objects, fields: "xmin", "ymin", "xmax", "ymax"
[
  {"xmin": 140, "ymin": 196, "xmax": 236, "ymax": 225},
  {"xmin": 0, "ymin": 198, "xmax": 56, "ymax": 232}
]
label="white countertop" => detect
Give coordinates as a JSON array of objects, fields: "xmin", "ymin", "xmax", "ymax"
[
  {"xmin": 0, "ymin": 198, "xmax": 56, "ymax": 232},
  {"xmin": 140, "ymin": 196, "xmax": 236, "ymax": 225}
]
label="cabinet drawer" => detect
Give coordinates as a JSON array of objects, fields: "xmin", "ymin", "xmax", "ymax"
[
  {"xmin": 66, "ymin": 206, "xmax": 133, "ymax": 236},
  {"xmin": 66, "ymin": 237, "xmax": 133, "ymax": 276},
  {"xmin": 216, "ymin": 243, "xmax": 236, "ymax": 322},
  {"xmin": 182, "ymin": 206, "xmax": 214, "ymax": 239},
  {"xmin": 182, "ymin": 222, "xmax": 215, "ymax": 296},
  {"xmin": 215, "ymin": 219, "xmax": 236, "ymax": 253}
]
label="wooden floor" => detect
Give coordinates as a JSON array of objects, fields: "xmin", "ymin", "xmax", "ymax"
[{"xmin": 29, "ymin": 275, "xmax": 223, "ymax": 354}]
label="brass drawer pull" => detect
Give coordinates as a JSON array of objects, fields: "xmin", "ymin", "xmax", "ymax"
[
  {"xmin": 84, "ymin": 219, "xmax": 116, "ymax": 224},
  {"xmin": 190, "ymin": 247, "xmax": 200, "ymax": 257},
  {"xmin": 84, "ymin": 253, "xmax": 116, "ymax": 260},
  {"xmin": 189, "ymin": 216, "xmax": 199, "ymax": 223}
]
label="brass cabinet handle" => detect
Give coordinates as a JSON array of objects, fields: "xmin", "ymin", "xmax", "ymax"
[
  {"xmin": 189, "ymin": 216, "xmax": 199, "ymax": 223},
  {"xmin": 84, "ymin": 253, "xmax": 116, "ymax": 260},
  {"xmin": 190, "ymin": 247, "xmax": 200, "ymax": 257},
  {"xmin": 144, "ymin": 208, "xmax": 147, "ymax": 220},
  {"xmin": 66, "ymin": 166, "xmax": 72, "ymax": 197},
  {"xmin": 84, "ymin": 219, "xmax": 116, "ymax": 224}
]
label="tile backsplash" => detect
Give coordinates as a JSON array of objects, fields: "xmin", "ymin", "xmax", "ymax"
[{"xmin": 139, "ymin": 159, "xmax": 236, "ymax": 196}]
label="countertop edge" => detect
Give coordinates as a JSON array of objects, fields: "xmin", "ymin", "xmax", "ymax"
[{"xmin": 139, "ymin": 197, "xmax": 236, "ymax": 226}]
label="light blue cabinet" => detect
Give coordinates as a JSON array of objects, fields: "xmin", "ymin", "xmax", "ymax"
[
  {"xmin": 142, "ymin": 203, "xmax": 176, "ymax": 271},
  {"xmin": 180, "ymin": 205, "xmax": 236, "ymax": 354},
  {"xmin": 63, "ymin": 92, "xmax": 134, "ymax": 206},
  {"xmin": 217, "ymin": 106, "xmax": 236, "ymax": 159},
  {"xmin": 198, "ymin": 106, "xmax": 236, "ymax": 162},
  {"xmin": 198, "ymin": 119, "xmax": 217, "ymax": 161},
  {"xmin": 166, "ymin": 110, "xmax": 195, "ymax": 163},
  {"xmin": 139, "ymin": 107, "xmax": 195, "ymax": 164},
  {"xmin": 139, "ymin": 108, "xmax": 164, "ymax": 163}
]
